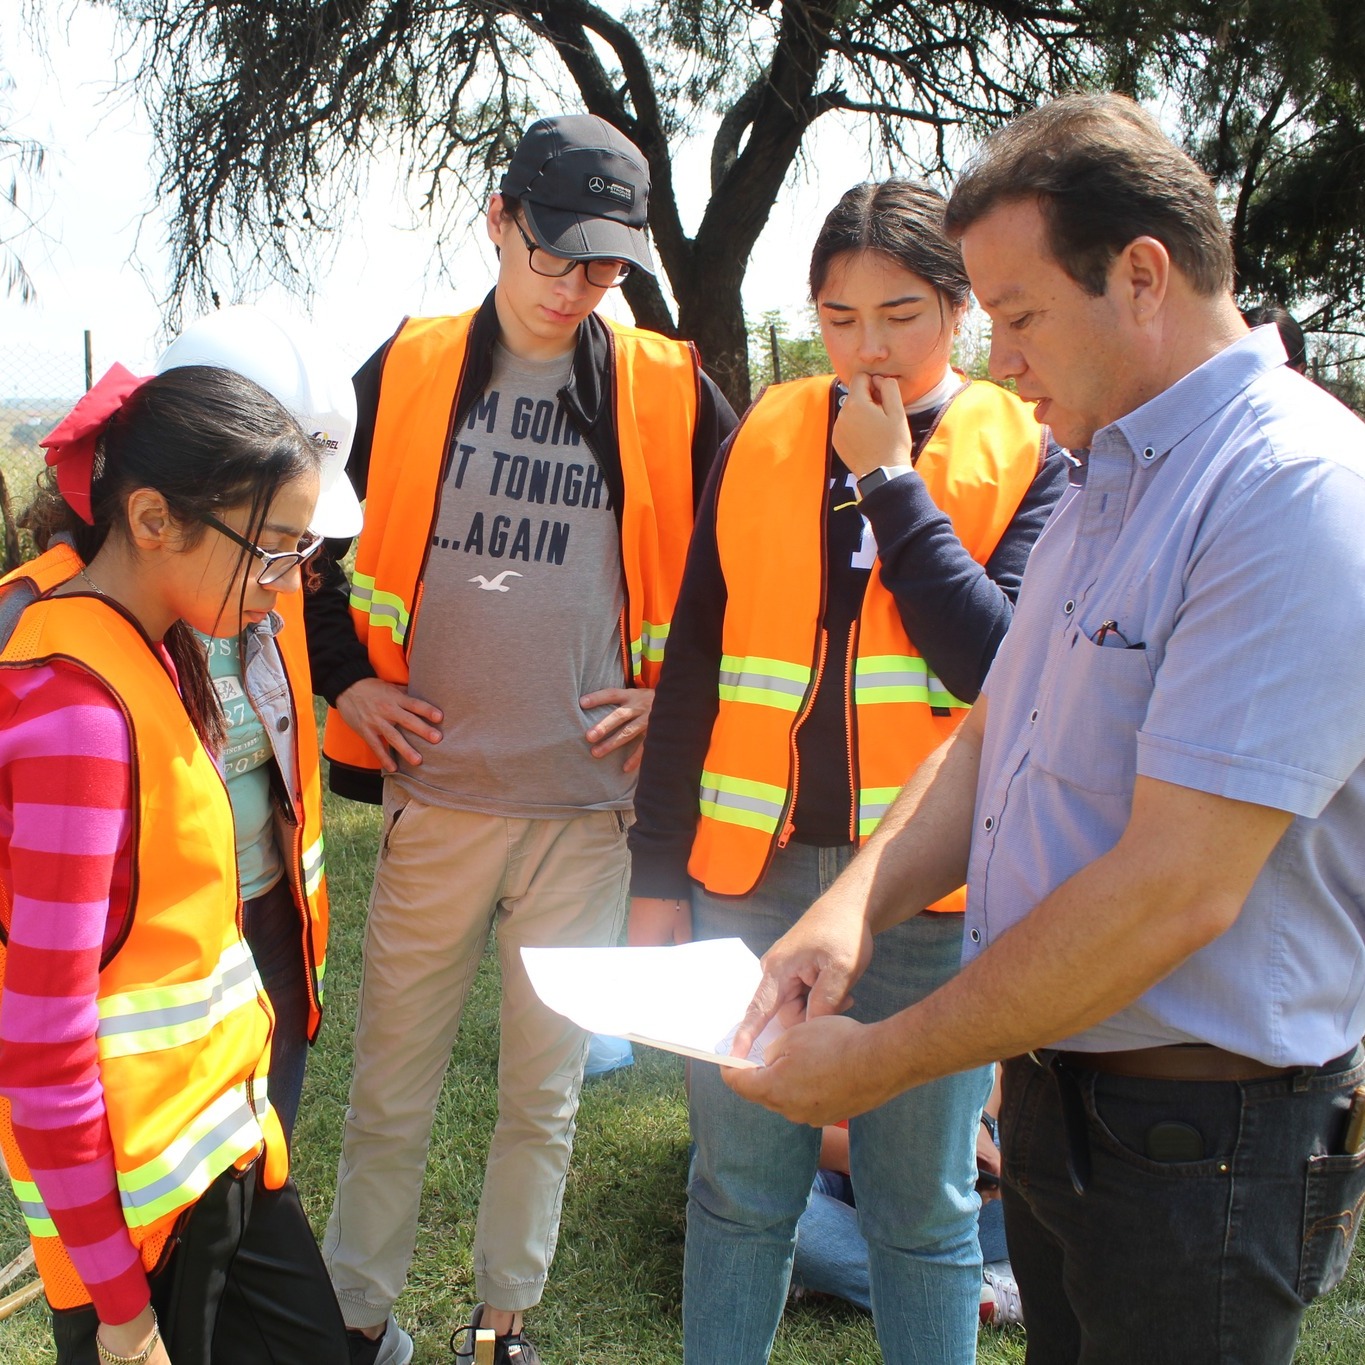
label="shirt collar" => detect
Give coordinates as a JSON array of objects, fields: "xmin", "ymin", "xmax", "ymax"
[{"xmin": 1106, "ymin": 325, "xmax": 1287, "ymax": 468}]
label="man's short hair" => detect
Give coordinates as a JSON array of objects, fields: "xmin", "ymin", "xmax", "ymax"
[{"xmin": 945, "ymin": 92, "xmax": 1234, "ymax": 298}]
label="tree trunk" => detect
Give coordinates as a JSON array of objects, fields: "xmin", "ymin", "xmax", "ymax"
[{"xmin": 675, "ymin": 254, "xmax": 752, "ymax": 412}]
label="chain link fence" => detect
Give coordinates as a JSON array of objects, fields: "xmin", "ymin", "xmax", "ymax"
[{"xmin": 0, "ymin": 334, "xmax": 97, "ymax": 570}]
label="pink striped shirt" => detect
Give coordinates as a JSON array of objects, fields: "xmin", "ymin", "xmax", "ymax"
[{"xmin": 0, "ymin": 660, "xmax": 148, "ymax": 1322}]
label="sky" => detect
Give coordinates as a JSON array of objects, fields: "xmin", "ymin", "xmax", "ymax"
[{"xmin": 2, "ymin": 5, "xmax": 885, "ymax": 395}]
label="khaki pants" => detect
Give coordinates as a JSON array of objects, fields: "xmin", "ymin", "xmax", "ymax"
[{"xmin": 323, "ymin": 786, "xmax": 630, "ymax": 1324}]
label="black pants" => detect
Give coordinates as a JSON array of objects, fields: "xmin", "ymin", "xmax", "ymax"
[
  {"xmin": 52, "ymin": 1163, "xmax": 348, "ymax": 1364},
  {"xmin": 1000, "ymin": 1048, "xmax": 1365, "ymax": 1365}
]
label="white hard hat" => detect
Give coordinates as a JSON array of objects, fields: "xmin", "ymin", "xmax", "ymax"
[{"xmin": 155, "ymin": 305, "xmax": 363, "ymax": 538}]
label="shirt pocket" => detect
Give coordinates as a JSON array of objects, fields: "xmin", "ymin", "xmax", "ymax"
[{"xmin": 1031, "ymin": 634, "xmax": 1155, "ymax": 797}]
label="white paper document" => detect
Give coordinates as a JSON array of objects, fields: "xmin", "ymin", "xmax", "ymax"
[{"xmin": 521, "ymin": 937, "xmax": 784, "ymax": 1068}]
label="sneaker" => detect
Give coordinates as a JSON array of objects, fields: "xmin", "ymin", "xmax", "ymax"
[
  {"xmin": 978, "ymin": 1279, "xmax": 996, "ymax": 1325},
  {"xmin": 451, "ymin": 1303, "xmax": 541, "ymax": 1364},
  {"xmin": 982, "ymin": 1262, "xmax": 1025, "ymax": 1328},
  {"xmin": 347, "ymin": 1315, "xmax": 414, "ymax": 1365}
]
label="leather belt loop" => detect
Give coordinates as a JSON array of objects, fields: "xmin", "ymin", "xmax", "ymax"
[{"xmin": 1045, "ymin": 1052, "xmax": 1091, "ymax": 1196}]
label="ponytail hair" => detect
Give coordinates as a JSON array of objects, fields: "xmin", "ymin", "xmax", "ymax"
[{"xmin": 23, "ymin": 366, "xmax": 320, "ymax": 749}]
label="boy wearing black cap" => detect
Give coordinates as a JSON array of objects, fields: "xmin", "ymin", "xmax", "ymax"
[{"xmin": 304, "ymin": 115, "xmax": 736, "ymax": 1365}]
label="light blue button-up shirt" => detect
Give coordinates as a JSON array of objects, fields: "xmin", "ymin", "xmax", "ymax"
[{"xmin": 964, "ymin": 326, "xmax": 1365, "ymax": 1066}]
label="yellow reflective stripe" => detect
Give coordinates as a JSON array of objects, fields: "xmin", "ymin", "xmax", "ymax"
[
  {"xmin": 630, "ymin": 622, "xmax": 671, "ymax": 676},
  {"xmin": 348, "ymin": 570, "xmax": 410, "ymax": 644},
  {"xmin": 639, "ymin": 619, "xmax": 670, "ymax": 663},
  {"xmin": 717, "ymin": 654, "xmax": 811, "ymax": 712},
  {"xmin": 97, "ymin": 940, "xmax": 263, "ymax": 1060},
  {"xmin": 117, "ymin": 1083, "xmax": 266, "ymax": 1229},
  {"xmin": 6, "ymin": 1087, "xmax": 269, "ymax": 1235},
  {"xmin": 699, "ymin": 769, "xmax": 786, "ymax": 834},
  {"xmin": 853, "ymin": 655, "xmax": 969, "ymax": 709},
  {"xmin": 8, "ymin": 1177, "xmax": 57, "ymax": 1238},
  {"xmin": 857, "ymin": 785, "xmax": 902, "ymax": 837},
  {"xmin": 302, "ymin": 834, "xmax": 325, "ymax": 898}
]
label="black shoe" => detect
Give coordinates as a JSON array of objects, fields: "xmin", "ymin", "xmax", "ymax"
[
  {"xmin": 348, "ymin": 1316, "xmax": 414, "ymax": 1365},
  {"xmin": 450, "ymin": 1303, "xmax": 541, "ymax": 1364}
]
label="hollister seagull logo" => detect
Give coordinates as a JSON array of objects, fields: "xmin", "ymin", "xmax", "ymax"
[{"xmin": 469, "ymin": 571, "xmax": 523, "ymax": 592}]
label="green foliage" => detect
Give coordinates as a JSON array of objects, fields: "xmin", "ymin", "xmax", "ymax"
[
  {"xmin": 1089, "ymin": 0, "xmax": 1365, "ymax": 355},
  {"xmin": 747, "ymin": 309, "xmax": 831, "ymax": 393}
]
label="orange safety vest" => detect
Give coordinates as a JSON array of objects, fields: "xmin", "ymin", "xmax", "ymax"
[
  {"xmin": 688, "ymin": 375, "xmax": 1046, "ymax": 904},
  {"xmin": 324, "ymin": 310, "xmax": 702, "ymax": 773},
  {"xmin": 271, "ymin": 590, "xmax": 328, "ymax": 1039},
  {"xmin": 0, "ymin": 544, "xmax": 288, "ymax": 1310}
]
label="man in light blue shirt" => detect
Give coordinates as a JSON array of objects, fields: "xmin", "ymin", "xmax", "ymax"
[{"xmin": 726, "ymin": 92, "xmax": 1365, "ymax": 1362}]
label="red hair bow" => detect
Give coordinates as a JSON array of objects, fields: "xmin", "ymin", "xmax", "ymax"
[{"xmin": 39, "ymin": 363, "xmax": 151, "ymax": 524}]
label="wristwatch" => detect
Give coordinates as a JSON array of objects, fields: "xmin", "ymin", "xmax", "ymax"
[{"xmin": 855, "ymin": 465, "xmax": 911, "ymax": 502}]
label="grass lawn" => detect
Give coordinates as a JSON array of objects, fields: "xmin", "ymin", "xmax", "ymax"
[{"xmin": 2, "ymin": 779, "xmax": 1363, "ymax": 1362}]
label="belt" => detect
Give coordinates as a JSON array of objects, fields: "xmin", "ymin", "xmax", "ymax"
[
  {"xmin": 1032, "ymin": 1044, "xmax": 1296, "ymax": 1083},
  {"xmin": 1020, "ymin": 1044, "xmax": 1359, "ymax": 1198}
]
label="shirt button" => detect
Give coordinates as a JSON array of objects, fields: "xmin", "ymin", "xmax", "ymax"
[
  {"xmin": 276, "ymin": 716, "xmax": 290, "ymax": 732},
  {"xmin": 1064, "ymin": 599, "xmax": 1075, "ymax": 614},
  {"xmin": 1143, "ymin": 446, "xmax": 1155, "ymax": 460},
  {"xmin": 969, "ymin": 928, "xmax": 981, "ymax": 943},
  {"xmin": 983, "ymin": 816, "xmax": 994, "ymax": 831},
  {"xmin": 1029, "ymin": 709, "xmax": 1039, "ymax": 723}
]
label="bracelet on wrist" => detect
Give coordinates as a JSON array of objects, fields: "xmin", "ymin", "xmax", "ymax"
[{"xmin": 96, "ymin": 1309, "xmax": 160, "ymax": 1365}]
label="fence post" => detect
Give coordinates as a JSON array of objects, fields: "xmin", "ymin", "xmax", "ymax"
[
  {"xmin": 84, "ymin": 330, "xmax": 93, "ymax": 391},
  {"xmin": 768, "ymin": 321, "xmax": 782, "ymax": 383}
]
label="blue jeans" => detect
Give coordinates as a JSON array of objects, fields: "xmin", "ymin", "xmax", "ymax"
[
  {"xmin": 792, "ymin": 1172, "xmax": 1009, "ymax": 1312},
  {"xmin": 684, "ymin": 843, "xmax": 992, "ymax": 1365},
  {"xmin": 1000, "ymin": 1047, "xmax": 1365, "ymax": 1364},
  {"xmin": 242, "ymin": 877, "xmax": 310, "ymax": 1145}
]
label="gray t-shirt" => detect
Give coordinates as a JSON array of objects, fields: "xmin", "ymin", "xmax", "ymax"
[{"xmin": 398, "ymin": 342, "xmax": 633, "ymax": 817}]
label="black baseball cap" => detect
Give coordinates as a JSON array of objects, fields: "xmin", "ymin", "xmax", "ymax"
[{"xmin": 499, "ymin": 114, "xmax": 656, "ymax": 277}]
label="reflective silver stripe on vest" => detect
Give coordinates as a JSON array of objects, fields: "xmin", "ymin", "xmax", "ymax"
[
  {"xmin": 116, "ymin": 1083, "xmax": 268, "ymax": 1229},
  {"xmin": 857, "ymin": 785, "xmax": 902, "ymax": 838},
  {"xmin": 717, "ymin": 654, "xmax": 811, "ymax": 713},
  {"xmin": 348, "ymin": 571, "xmax": 410, "ymax": 645},
  {"xmin": 699, "ymin": 769, "xmax": 786, "ymax": 834},
  {"xmin": 97, "ymin": 939, "xmax": 263, "ymax": 1060},
  {"xmin": 302, "ymin": 834, "xmax": 325, "ymax": 898},
  {"xmin": 852, "ymin": 654, "xmax": 969, "ymax": 709}
]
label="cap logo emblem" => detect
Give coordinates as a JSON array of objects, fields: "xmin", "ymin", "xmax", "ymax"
[{"xmin": 585, "ymin": 174, "xmax": 635, "ymax": 205}]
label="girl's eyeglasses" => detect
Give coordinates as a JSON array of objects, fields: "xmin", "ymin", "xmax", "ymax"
[{"xmin": 201, "ymin": 513, "xmax": 325, "ymax": 587}]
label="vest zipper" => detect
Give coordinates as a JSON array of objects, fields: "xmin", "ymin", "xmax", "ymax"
[
  {"xmin": 404, "ymin": 549, "xmax": 431, "ymax": 662},
  {"xmin": 844, "ymin": 623, "xmax": 860, "ymax": 844},
  {"xmin": 773, "ymin": 626, "xmax": 828, "ymax": 856},
  {"xmin": 403, "ymin": 354, "xmax": 470, "ymax": 662},
  {"xmin": 570, "ymin": 350, "xmax": 634, "ymax": 685},
  {"xmin": 272, "ymin": 642, "xmax": 322, "ymax": 1036},
  {"xmin": 215, "ymin": 762, "xmax": 272, "ymax": 1129},
  {"xmin": 750, "ymin": 425, "xmax": 836, "ymax": 889},
  {"xmin": 285, "ymin": 804, "xmax": 323, "ymax": 1038}
]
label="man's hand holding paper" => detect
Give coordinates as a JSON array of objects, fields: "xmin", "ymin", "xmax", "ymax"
[{"xmin": 726, "ymin": 887, "xmax": 876, "ymax": 1063}]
